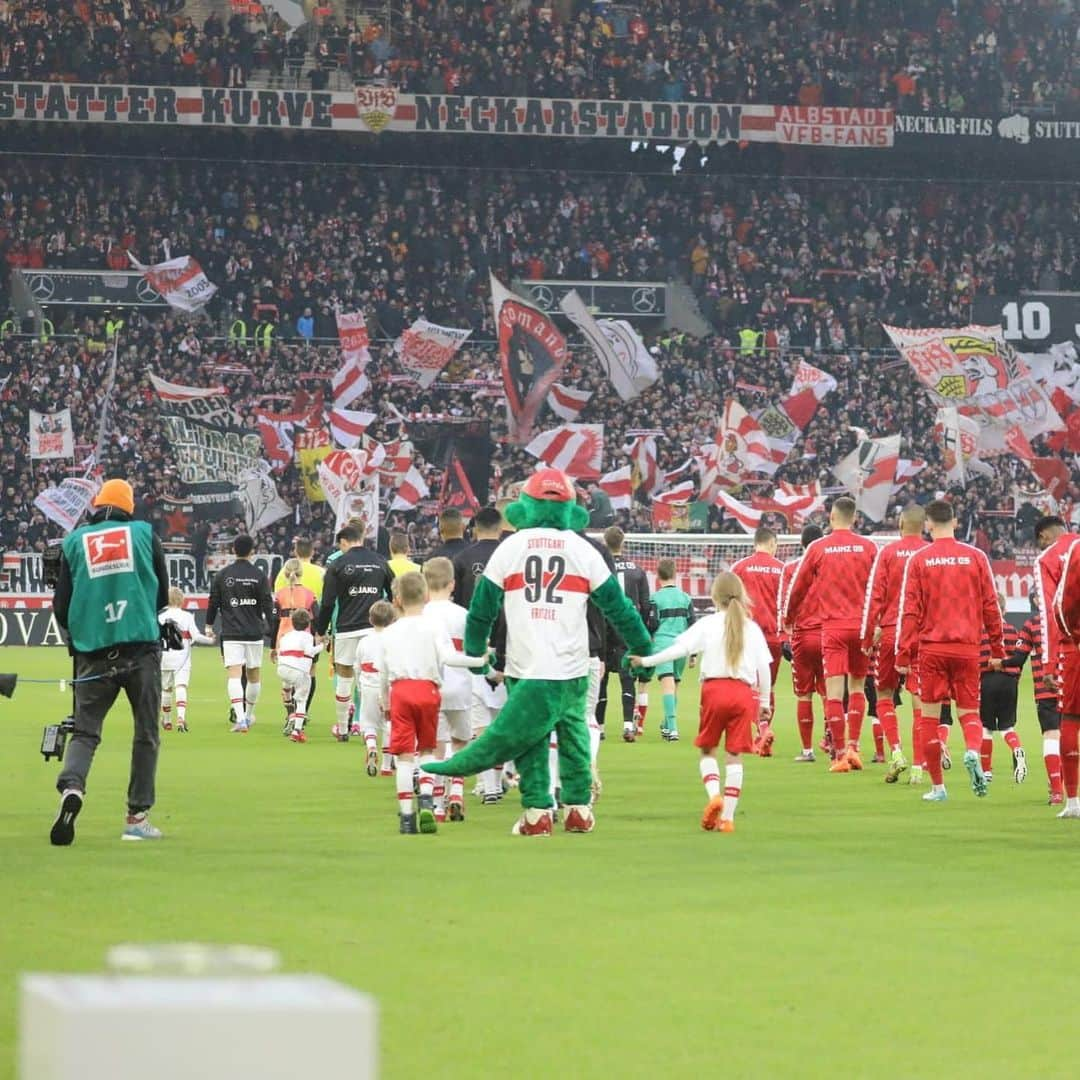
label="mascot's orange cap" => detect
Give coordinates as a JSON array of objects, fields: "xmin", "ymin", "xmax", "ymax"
[
  {"xmin": 92, "ymin": 478, "xmax": 135, "ymax": 515},
  {"xmin": 522, "ymin": 468, "xmax": 576, "ymax": 503}
]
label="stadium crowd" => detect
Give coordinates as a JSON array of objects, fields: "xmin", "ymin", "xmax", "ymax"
[
  {"xmin": 1, "ymin": 157, "xmax": 1077, "ymax": 564},
  {"xmin": 0, "ymin": 0, "xmax": 1076, "ymax": 115}
]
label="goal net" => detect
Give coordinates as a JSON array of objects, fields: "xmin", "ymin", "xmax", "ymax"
[{"xmin": 605, "ymin": 533, "xmax": 898, "ymax": 607}]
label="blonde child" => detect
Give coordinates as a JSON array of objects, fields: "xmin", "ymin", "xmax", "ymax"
[
  {"xmin": 158, "ymin": 587, "xmax": 214, "ymax": 732},
  {"xmin": 631, "ymin": 572, "xmax": 771, "ymax": 833},
  {"xmin": 357, "ymin": 600, "xmax": 397, "ymax": 777},
  {"xmin": 275, "ymin": 609, "xmax": 323, "ymax": 743}
]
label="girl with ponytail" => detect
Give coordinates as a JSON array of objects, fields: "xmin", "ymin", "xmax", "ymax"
[{"xmin": 630, "ymin": 572, "xmax": 772, "ymax": 833}]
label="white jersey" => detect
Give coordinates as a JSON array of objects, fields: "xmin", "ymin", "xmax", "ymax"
[
  {"xmin": 642, "ymin": 612, "xmax": 772, "ymax": 703},
  {"xmin": 424, "ymin": 598, "xmax": 472, "ymax": 710},
  {"xmin": 378, "ymin": 613, "xmax": 477, "ymax": 697},
  {"xmin": 357, "ymin": 631, "xmax": 386, "ymax": 691},
  {"xmin": 482, "ymin": 528, "xmax": 612, "ymax": 680},
  {"xmin": 277, "ymin": 628, "xmax": 323, "ymax": 674},
  {"xmin": 158, "ymin": 607, "xmax": 213, "ymax": 672}
]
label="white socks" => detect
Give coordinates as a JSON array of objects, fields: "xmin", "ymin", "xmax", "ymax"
[
  {"xmin": 335, "ymin": 676, "xmax": 354, "ymax": 728},
  {"xmin": 227, "ymin": 677, "xmax": 244, "ymax": 716},
  {"xmin": 418, "ymin": 752, "xmax": 435, "ymax": 799},
  {"xmin": 175, "ymin": 688, "xmax": 187, "ymax": 726},
  {"xmin": 699, "ymin": 757, "xmax": 721, "ymax": 799},
  {"xmin": 244, "ymin": 680, "xmax": 260, "ymax": 721},
  {"xmin": 1045, "ymin": 735, "xmax": 1061, "ymax": 759},
  {"xmin": 588, "ymin": 721, "xmax": 601, "ymax": 766},
  {"xmin": 396, "ymin": 760, "xmax": 414, "ymax": 814},
  {"xmin": 722, "ymin": 762, "xmax": 743, "ymax": 822},
  {"xmin": 481, "ymin": 768, "xmax": 501, "ymax": 797}
]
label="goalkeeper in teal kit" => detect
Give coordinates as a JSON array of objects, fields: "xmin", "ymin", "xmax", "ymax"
[{"xmin": 649, "ymin": 557, "xmax": 696, "ymax": 741}]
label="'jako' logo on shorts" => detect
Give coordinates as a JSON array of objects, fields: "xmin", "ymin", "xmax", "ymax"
[{"xmin": 83, "ymin": 527, "xmax": 133, "ymax": 578}]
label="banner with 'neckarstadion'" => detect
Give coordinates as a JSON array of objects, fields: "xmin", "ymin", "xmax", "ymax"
[{"xmin": 0, "ymin": 82, "xmax": 894, "ymax": 146}]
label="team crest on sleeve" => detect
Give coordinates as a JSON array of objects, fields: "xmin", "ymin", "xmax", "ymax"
[{"xmin": 83, "ymin": 527, "xmax": 133, "ymax": 577}]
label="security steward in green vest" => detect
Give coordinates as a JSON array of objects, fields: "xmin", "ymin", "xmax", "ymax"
[{"xmin": 50, "ymin": 479, "xmax": 170, "ymax": 846}]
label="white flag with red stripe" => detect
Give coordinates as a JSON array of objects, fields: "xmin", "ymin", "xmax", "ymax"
[
  {"xmin": 129, "ymin": 252, "xmax": 216, "ymax": 312},
  {"xmin": 627, "ymin": 434, "xmax": 660, "ymax": 493},
  {"xmin": 390, "ymin": 464, "xmax": 430, "ymax": 511},
  {"xmin": 394, "ymin": 319, "xmax": 472, "ymax": 388},
  {"xmin": 715, "ymin": 399, "xmax": 780, "ymax": 481},
  {"xmin": 598, "ymin": 465, "xmax": 632, "ymax": 510},
  {"xmin": 713, "ymin": 490, "xmax": 763, "ymax": 533},
  {"xmin": 254, "ymin": 410, "xmax": 296, "ymax": 469},
  {"xmin": 547, "ymin": 382, "xmax": 593, "ymax": 422},
  {"xmin": 525, "ymin": 423, "xmax": 604, "ymax": 479},
  {"xmin": 832, "ymin": 433, "xmax": 901, "ymax": 522},
  {"xmin": 332, "ymin": 358, "xmax": 370, "ymax": 410},
  {"xmin": 782, "ymin": 360, "xmax": 838, "ymax": 429},
  {"xmin": 652, "ymin": 480, "xmax": 696, "ymax": 504},
  {"xmin": 329, "ymin": 407, "xmax": 376, "ymax": 448}
]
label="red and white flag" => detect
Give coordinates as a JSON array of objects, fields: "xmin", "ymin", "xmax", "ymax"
[
  {"xmin": 129, "ymin": 251, "xmax": 216, "ymax": 312},
  {"xmin": 714, "ymin": 490, "xmax": 763, "ymax": 533},
  {"xmin": 1028, "ymin": 457, "xmax": 1070, "ymax": 501},
  {"xmin": 895, "ymin": 458, "xmax": 927, "ymax": 481},
  {"xmin": 332, "ymin": 357, "xmax": 370, "ymax": 409},
  {"xmin": 336, "ymin": 311, "xmax": 371, "ymax": 365},
  {"xmin": 28, "ymin": 409, "xmax": 74, "ymax": 460},
  {"xmin": 254, "ymin": 409, "xmax": 296, "ymax": 469},
  {"xmin": 715, "ymin": 399, "xmax": 780, "ymax": 481},
  {"xmin": 525, "ymin": 423, "xmax": 604, "ymax": 479},
  {"xmin": 663, "ymin": 458, "xmax": 694, "ymax": 485},
  {"xmin": 329, "ymin": 407, "xmax": 376, "ymax": 448},
  {"xmin": 627, "ymin": 435, "xmax": 660, "ymax": 494},
  {"xmin": 782, "ymin": 360, "xmax": 838, "ymax": 429},
  {"xmin": 772, "ymin": 481, "xmax": 825, "ymax": 520},
  {"xmin": 547, "ymin": 382, "xmax": 593, "ymax": 422},
  {"xmin": 380, "ymin": 438, "xmax": 415, "ymax": 484},
  {"xmin": 390, "ymin": 464, "xmax": 430, "ymax": 511},
  {"xmin": 394, "ymin": 319, "xmax": 471, "ymax": 388},
  {"xmin": 599, "ymin": 465, "xmax": 632, "ymax": 510},
  {"xmin": 652, "ymin": 480, "xmax": 696, "ymax": 504},
  {"xmin": 832, "ymin": 433, "xmax": 900, "ymax": 522}
]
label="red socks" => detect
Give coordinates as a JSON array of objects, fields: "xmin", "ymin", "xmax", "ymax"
[
  {"xmin": 878, "ymin": 699, "xmax": 900, "ymax": 752},
  {"xmin": 825, "ymin": 697, "xmax": 846, "ymax": 753},
  {"xmin": 872, "ymin": 720, "xmax": 885, "ymax": 757},
  {"xmin": 1003, "ymin": 729, "xmax": 1021, "ymax": 752},
  {"xmin": 1044, "ymin": 735, "xmax": 1064, "ymax": 797},
  {"xmin": 1062, "ymin": 721, "xmax": 1080, "ymax": 799},
  {"xmin": 912, "ymin": 708, "xmax": 925, "ymax": 766},
  {"xmin": 921, "ymin": 716, "xmax": 944, "ymax": 784},
  {"xmin": 959, "ymin": 712, "xmax": 983, "ymax": 754},
  {"xmin": 846, "ymin": 691, "xmax": 866, "ymax": 747},
  {"xmin": 796, "ymin": 699, "xmax": 814, "ymax": 751},
  {"xmin": 937, "ymin": 723, "xmax": 950, "ymax": 748}
]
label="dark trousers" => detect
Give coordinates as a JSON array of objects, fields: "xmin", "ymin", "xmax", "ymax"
[
  {"xmin": 57, "ymin": 646, "xmax": 162, "ymax": 814},
  {"xmin": 597, "ymin": 649, "xmax": 635, "ymax": 725}
]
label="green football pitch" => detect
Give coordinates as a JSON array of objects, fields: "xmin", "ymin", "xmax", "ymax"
[{"xmin": 3, "ymin": 644, "xmax": 1080, "ymax": 1079}]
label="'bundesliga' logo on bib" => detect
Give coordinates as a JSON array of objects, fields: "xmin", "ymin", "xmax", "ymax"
[{"xmin": 83, "ymin": 528, "xmax": 133, "ymax": 578}]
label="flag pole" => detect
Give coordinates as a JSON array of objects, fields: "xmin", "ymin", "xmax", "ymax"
[{"xmin": 94, "ymin": 333, "xmax": 120, "ymax": 465}]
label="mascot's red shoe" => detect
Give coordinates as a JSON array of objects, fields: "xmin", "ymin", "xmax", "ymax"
[
  {"xmin": 564, "ymin": 806, "xmax": 595, "ymax": 833},
  {"xmin": 511, "ymin": 809, "xmax": 553, "ymax": 837}
]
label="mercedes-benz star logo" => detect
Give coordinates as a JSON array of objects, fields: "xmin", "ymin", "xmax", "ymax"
[
  {"xmin": 530, "ymin": 285, "xmax": 555, "ymax": 310},
  {"xmin": 27, "ymin": 274, "xmax": 55, "ymax": 301},
  {"xmin": 136, "ymin": 278, "xmax": 161, "ymax": 303},
  {"xmin": 632, "ymin": 287, "xmax": 659, "ymax": 313}
]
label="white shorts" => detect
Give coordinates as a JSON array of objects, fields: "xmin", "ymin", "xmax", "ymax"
[
  {"xmin": 278, "ymin": 665, "xmax": 312, "ymax": 708},
  {"xmin": 470, "ymin": 674, "xmax": 505, "ymax": 730},
  {"xmin": 437, "ymin": 708, "xmax": 472, "ymax": 744},
  {"xmin": 223, "ymin": 641, "xmax": 263, "ymax": 669},
  {"xmin": 332, "ymin": 628, "xmax": 373, "ymax": 668},
  {"xmin": 161, "ymin": 662, "xmax": 191, "ymax": 691}
]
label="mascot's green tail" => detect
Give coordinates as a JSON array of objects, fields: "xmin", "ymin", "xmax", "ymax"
[{"xmin": 425, "ymin": 677, "xmax": 587, "ymax": 776}]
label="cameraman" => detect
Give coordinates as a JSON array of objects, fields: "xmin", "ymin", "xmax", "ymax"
[{"xmin": 49, "ymin": 479, "xmax": 170, "ymax": 846}]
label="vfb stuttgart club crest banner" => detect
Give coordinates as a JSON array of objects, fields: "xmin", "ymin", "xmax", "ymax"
[{"xmin": 883, "ymin": 323, "xmax": 1062, "ymax": 449}]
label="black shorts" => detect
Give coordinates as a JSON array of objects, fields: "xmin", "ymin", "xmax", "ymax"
[
  {"xmin": 979, "ymin": 672, "xmax": 1018, "ymax": 731},
  {"xmin": 1037, "ymin": 698, "xmax": 1061, "ymax": 733}
]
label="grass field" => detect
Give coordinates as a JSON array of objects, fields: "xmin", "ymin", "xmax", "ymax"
[{"xmin": 3, "ymin": 644, "xmax": 1080, "ymax": 1079}]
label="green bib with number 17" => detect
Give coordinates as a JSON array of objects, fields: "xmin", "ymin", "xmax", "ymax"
[{"xmin": 61, "ymin": 519, "xmax": 160, "ymax": 652}]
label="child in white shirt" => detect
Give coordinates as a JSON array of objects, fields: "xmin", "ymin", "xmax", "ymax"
[
  {"xmin": 357, "ymin": 600, "xmax": 396, "ymax": 777},
  {"xmin": 631, "ymin": 572, "xmax": 771, "ymax": 834},
  {"xmin": 274, "ymin": 609, "xmax": 324, "ymax": 743},
  {"xmin": 159, "ymin": 587, "xmax": 215, "ymax": 732}
]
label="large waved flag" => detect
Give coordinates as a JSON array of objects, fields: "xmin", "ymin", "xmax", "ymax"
[
  {"xmin": 390, "ymin": 464, "xmax": 430, "ymax": 511},
  {"xmin": 332, "ymin": 356, "xmax": 370, "ymax": 410},
  {"xmin": 832, "ymin": 433, "xmax": 901, "ymax": 522},
  {"xmin": 713, "ymin": 490, "xmax": 763, "ymax": 533},
  {"xmin": 394, "ymin": 319, "xmax": 471, "ymax": 388},
  {"xmin": 547, "ymin": 382, "xmax": 593, "ymax": 422},
  {"xmin": 492, "ymin": 274, "xmax": 568, "ymax": 443},
  {"xmin": 329, "ymin": 407, "xmax": 376, "ymax": 448},
  {"xmin": 652, "ymin": 480, "xmax": 696, "ymax": 504},
  {"xmin": 129, "ymin": 251, "xmax": 216, "ymax": 312},
  {"xmin": 560, "ymin": 290, "xmax": 659, "ymax": 401},
  {"xmin": 627, "ymin": 434, "xmax": 659, "ymax": 493},
  {"xmin": 33, "ymin": 477, "xmax": 97, "ymax": 533},
  {"xmin": 598, "ymin": 465, "xmax": 632, "ymax": 510},
  {"xmin": 715, "ymin": 399, "xmax": 780, "ymax": 481},
  {"xmin": 525, "ymin": 423, "xmax": 604, "ymax": 479},
  {"xmin": 752, "ymin": 481, "xmax": 825, "ymax": 524},
  {"xmin": 782, "ymin": 359, "xmax": 838, "ymax": 429}
]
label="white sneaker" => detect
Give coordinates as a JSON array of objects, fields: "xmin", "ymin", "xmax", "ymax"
[
  {"xmin": 1056, "ymin": 804, "xmax": 1080, "ymax": 819},
  {"xmin": 122, "ymin": 813, "xmax": 163, "ymax": 841},
  {"xmin": 793, "ymin": 749, "xmax": 816, "ymax": 762}
]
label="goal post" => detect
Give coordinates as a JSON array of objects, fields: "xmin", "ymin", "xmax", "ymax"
[{"xmin": 593, "ymin": 533, "xmax": 898, "ymax": 607}]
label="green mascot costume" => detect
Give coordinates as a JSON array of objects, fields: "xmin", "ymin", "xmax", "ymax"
[{"xmin": 426, "ymin": 468, "xmax": 652, "ymax": 836}]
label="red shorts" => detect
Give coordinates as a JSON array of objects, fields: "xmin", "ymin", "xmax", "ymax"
[
  {"xmin": 874, "ymin": 630, "xmax": 901, "ymax": 691},
  {"xmin": 767, "ymin": 639, "xmax": 783, "ymax": 688},
  {"xmin": 1062, "ymin": 646, "xmax": 1080, "ymax": 718},
  {"xmin": 791, "ymin": 629, "xmax": 825, "ymax": 698},
  {"xmin": 822, "ymin": 626, "xmax": 868, "ymax": 681},
  {"xmin": 695, "ymin": 678, "xmax": 756, "ymax": 753},
  {"xmin": 918, "ymin": 651, "xmax": 980, "ymax": 711},
  {"xmin": 388, "ymin": 679, "xmax": 441, "ymax": 755}
]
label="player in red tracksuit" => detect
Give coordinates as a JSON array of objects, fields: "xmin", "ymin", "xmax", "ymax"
[
  {"xmin": 860, "ymin": 503, "xmax": 928, "ymax": 784},
  {"xmin": 779, "ymin": 525, "xmax": 824, "ymax": 761},
  {"xmin": 1012, "ymin": 606, "xmax": 1064, "ymax": 803},
  {"xmin": 1052, "ymin": 537, "xmax": 1080, "ymax": 818},
  {"xmin": 896, "ymin": 500, "xmax": 1004, "ymax": 802},
  {"xmin": 1033, "ymin": 515, "xmax": 1079, "ymax": 807},
  {"xmin": 732, "ymin": 525, "xmax": 785, "ymax": 757},
  {"xmin": 784, "ymin": 496, "xmax": 878, "ymax": 773}
]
